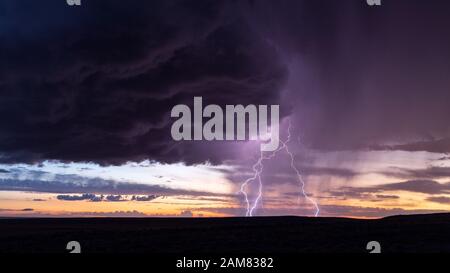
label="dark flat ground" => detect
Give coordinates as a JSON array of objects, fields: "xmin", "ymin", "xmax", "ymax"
[{"xmin": 1, "ymin": 213, "xmax": 450, "ymax": 253}]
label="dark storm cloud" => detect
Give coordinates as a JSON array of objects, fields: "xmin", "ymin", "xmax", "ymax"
[
  {"xmin": 0, "ymin": 0, "xmax": 287, "ymax": 165},
  {"xmin": 2, "ymin": 0, "xmax": 450, "ymax": 166}
]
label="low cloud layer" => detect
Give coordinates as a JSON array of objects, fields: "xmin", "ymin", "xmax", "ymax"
[
  {"xmin": 333, "ymin": 180, "xmax": 450, "ymax": 196},
  {"xmin": 56, "ymin": 194, "xmax": 160, "ymax": 202},
  {"xmin": 57, "ymin": 193, "xmax": 101, "ymax": 201},
  {"xmin": 0, "ymin": 174, "xmax": 223, "ymax": 197}
]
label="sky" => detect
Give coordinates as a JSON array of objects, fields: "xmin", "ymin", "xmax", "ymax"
[{"xmin": 1, "ymin": 0, "xmax": 450, "ymax": 218}]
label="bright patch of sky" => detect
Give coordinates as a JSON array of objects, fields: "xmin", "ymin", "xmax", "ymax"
[{"xmin": 0, "ymin": 160, "xmax": 236, "ymax": 195}]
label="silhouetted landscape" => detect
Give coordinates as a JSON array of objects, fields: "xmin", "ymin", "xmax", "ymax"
[{"xmin": 1, "ymin": 213, "xmax": 450, "ymax": 253}]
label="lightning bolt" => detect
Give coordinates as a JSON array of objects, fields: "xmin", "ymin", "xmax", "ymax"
[
  {"xmin": 240, "ymin": 119, "xmax": 320, "ymax": 217},
  {"xmin": 285, "ymin": 121, "xmax": 320, "ymax": 217},
  {"xmin": 239, "ymin": 142, "xmax": 285, "ymax": 216}
]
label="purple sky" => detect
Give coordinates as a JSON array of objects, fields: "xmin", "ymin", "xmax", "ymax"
[{"xmin": 0, "ymin": 0, "xmax": 450, "ymax": 218}]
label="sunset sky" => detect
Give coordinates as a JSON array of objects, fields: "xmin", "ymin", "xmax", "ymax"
[{"xmin": 1, "ymin": 0, "xmax": 450, "ymax": 218}]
